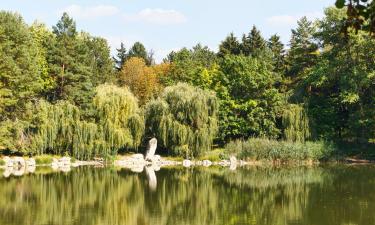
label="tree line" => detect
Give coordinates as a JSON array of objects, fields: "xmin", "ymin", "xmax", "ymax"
[{"xmin": 0, "ymin": 6, "xmax": 374, "ymax": 159}]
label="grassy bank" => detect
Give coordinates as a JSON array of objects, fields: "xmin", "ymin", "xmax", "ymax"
[{"xmin": 225, "ymin": 138, "xmax": 335, "ymax": 162}]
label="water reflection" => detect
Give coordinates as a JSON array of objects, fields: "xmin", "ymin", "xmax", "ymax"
[{"xmin": 1, "ymin": 165, "xmax": 375, "ymax": 225}]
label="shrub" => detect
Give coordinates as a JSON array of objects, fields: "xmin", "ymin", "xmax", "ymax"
[{"xmin": 35, "ymin": 155, "xmax": 54, "ymax": 165}]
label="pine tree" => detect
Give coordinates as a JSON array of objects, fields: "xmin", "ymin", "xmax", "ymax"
[
  {"xmin": 286, "ymin": 17, "xmax": 318, "ymax": 78},
  {"xmin": 268, "ymin": 34, "xmax": 286, "ymax": 73},
  {"xmin": 49, "ymin": 13, "xmax": 95, "ymax": 117},
  {"xmin": 218, "ymin": 33, "xmax": 241, "ymax": 57},
  {"xmin": 128, "ymin": 42, "xmax": 148, "ymax": 63},
  {"xmin": 247, "ymin": 25, "xmax": 266, "ymax": 56},
  {"xmin": 113, "ymin": 42, "xmax": 128, "ymax": 70}
]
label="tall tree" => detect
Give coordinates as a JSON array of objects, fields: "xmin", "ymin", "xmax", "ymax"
[
  {"xmin": 113, "ymin": 42, "xmax": 128, "ymax": 70},
  {"xmin": 241, "ymin": 25, "xmax": 266, "ymax": 56},
  {"xmin": 49, "ymin": 13, "xmax": 95, "ymax": 117},
  {"xmin": 286, "ymin": 17, "xmax": 319, "ymax": 79},
  {"xmin": 119, "ymin": 57, "xmax": 160, "ymax": 104},
  {"xmin": 0, "ymin": 11, "xmax": 45, "ymax": 150},
  {"xmin": 305, "ymin": 7, "xmax": 375, "ymax": 142},
  {"xmin": 83, "ymin": 34, "xmax": 115, "ymax": 84},
  {"xmin": 128, "ymin": 42, "xmax": 148, "ymax": 64},
  {"xmin": 268, "ymin": 34, "xmax": 286, "ymax": 73},
  {"xmin": 216, "ymin": 55, "xmax": 283, "ymax": 142},
  {"xmin": 218, "ymin": 33, "xmax": 241, "ymax": 57}
]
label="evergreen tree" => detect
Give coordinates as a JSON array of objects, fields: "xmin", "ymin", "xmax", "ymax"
[
  {"xmin": 49, "ymin": 13, "xmax": 95, "ymax": 117},
  {"xmin": 218, "ymin": 33, "xmax": 241, "ymax": 57},
  {"xmin": 268, "ymin": 34, "xmax": 286, "ymax": 73},
  {"xmin": 286, "ymin": 17, "xmax": 318, "ymax": 78},
  {"xmin": 241, "ymin": 26, "xmax": 266, "ymax": 56},
  {"xmin": 128, "ymin": 42, "xmax": 148, "ymax": 64},
  {"xmin": 113, "ymin": 42, "xmax": 128, "ymax": 70},
  {"xmin": 83, "ymin": 34, "xmax": 115, "ymax": 84}
]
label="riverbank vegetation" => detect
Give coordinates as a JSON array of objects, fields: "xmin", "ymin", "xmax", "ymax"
[{"xmin": 0, "ymin": 5, "xmax": 374, "ymax": 161}]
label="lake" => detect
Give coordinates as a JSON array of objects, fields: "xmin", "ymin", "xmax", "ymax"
[{"xmin": 1, "ymin": 165, "xmax": 375, "ymax": 225}]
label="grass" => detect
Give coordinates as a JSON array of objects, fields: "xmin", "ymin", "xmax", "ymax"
[
  {"xmin": 35, "ymin": 155, "xmax": 55, "ymax": 165},
  {"xmin": 198, "ymin": 149, "xmax": 226, "ymax": 161},
  {"xmin": 225, "ymin": 138, "xmax": 335, "ymax": 162},
  {"xmin": 0, "ymin": 158, "xmax": 4, "ymax": 166}
]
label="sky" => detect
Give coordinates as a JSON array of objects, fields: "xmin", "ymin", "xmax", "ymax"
[{"xmin": 2, "ymin": 0, "xmax": 333, "ymax": 62}]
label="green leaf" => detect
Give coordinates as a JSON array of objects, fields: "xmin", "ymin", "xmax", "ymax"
[{"xmin": 335, "ymin": 0, "xmax": 346, "ymax": 8}]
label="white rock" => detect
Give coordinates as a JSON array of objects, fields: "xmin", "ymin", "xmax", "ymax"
[
  {"xmin": 26, "ymin": 165, "xmax": 36, "ymax": 173},
  {"xmin": 130, "ymin": 166, "xmax": 144, "ymax": 173},
  {"xmin": 202, "ymin": 160, "xmax": 212, "ymax": 167},
  {"xmin": 12, "ymin": 157, "xmax": 26, "ymax": 168},
  {"xmin": 230, "ymin": 156, "xmax": 237, "ymax": 165},
  {"xmin": 26, "ymin": 158, "xmax": 36, "ymax": 167},
  {"xmin": 183, "ymin": 159, "xmax": 192, "ymax": 167},
  {"xmin": 145, "ymin": 166, "xmax": 157, "ymax": 191},
  {"xmin": 132, "ymin": 154, "xmax": 145, "ymax": 160},
  {"xmin": 3, "ymin": 167, "xmax": 12, "ymax": 177},
  {"xmin": 13, "ymin": 168, "xmax": 25, "ymax": 176},
  {"xmin": 59, "ymin": 165, "xmax": 71, "ymax": 173},
  {"xmin": 145, "ymin": 138, "xmax": 157, "ymax": 161},
  {"xmin": 3, "ymin": 157, "xmax": 13, "ymax": 167},
  {"xmin": 58, "ymin": 157, "xmax": 71, "ymax": 166},
  {"xmin": 150, "ymin": 155, "xmax": 161, "ymax": 165},
  {"xmin": 51, "ymin": 158, "xmax": 59, "ymax": 169}
]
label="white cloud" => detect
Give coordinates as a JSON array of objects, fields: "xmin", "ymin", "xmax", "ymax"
[
  {"xmin": 61, "ymin": 5, "xmax": 119, "ymax": 19},
  {"xmin": 266, "ymin": 11, "xmax": 323, "ymax": 27},
  {"xmin": 124, "ymin": 8, "xmax": 187, "ymax": 25}
]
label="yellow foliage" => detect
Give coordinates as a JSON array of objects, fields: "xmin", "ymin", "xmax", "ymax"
[{"xmin": 120, "ymin": 57, "xmax": 168, "ymax": 104}]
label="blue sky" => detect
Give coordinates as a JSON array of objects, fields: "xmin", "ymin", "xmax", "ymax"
[{"xmin": 2, "ymin": 0, "xmax": 333, "ymax": 62}]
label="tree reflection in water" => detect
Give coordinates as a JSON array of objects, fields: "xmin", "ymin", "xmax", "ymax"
[{"xmin": 1, "ymin": 165, "xmax": 375, "ymax": 225}]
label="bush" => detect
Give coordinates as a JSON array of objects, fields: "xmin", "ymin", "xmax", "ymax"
[
  {"xmin": 35, "ymin": 155, "xmax": 54, "ymax": 165},
  {"xmin": 225, "ymin": 138, "xmax": 335, "ymax": 161},
  {"xmin": 198, "ymin": 149, "xmax": 226, "ymax": 161}
]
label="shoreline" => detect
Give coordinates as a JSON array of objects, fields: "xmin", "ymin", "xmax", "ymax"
[{"xmin": 1, "ymin": 154, "xmax": 374, "ymax": 171}]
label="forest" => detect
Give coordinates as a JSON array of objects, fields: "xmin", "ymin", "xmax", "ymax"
[{"xmin": 0, "ymin": 5, "xmax": 374, "ymax": 160}]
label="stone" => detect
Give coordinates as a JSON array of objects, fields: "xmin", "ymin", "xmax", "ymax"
[
  {"xmin": 230, "ymin": 156, "xmax": 237, "ymax": 165},
  {"xmin": 58, "ymin": 157, "xmax": 71, "ymax": 166},
  {"xmin": 12, "ymin": 168, "xmax": 25, "ymax": 176},
  {"xmin": 26, "ymin": 158, "xmax": 36, "ymax": 167},
  {"xmin": 26, "ymin": 165, "xmax": 36, "ymax": 173},
  {"xmin": 3, "ymin": 157, "xmax": 13, "ymax": 167},
  {"xmin": 145, "ymin": 166, "xmax": 157, "ymax": 191},
  {"xmin": 3, "ymin": 168, "xmax": 12, "ymax": 178},
  {"xmin": 131, "ymin": 154, "xmax": 145, "ymax": 161},
  {"xmin": 145, "ymin": 138, "xmax": 157, "ymax": 161},
  {"xmin": 12, "ymin": 157, "xmax": 25, "ymax": 168},
  {"xmin": 183, "ymin": 159, "xmax": 192, "ymax": 167},
  {"xmin": 202, "ymin": 160, "xmax": 212, "ymax": 167},
  {"xmin": 51, "ymin": 158, "xmax": 59, "ymax": 169},
  {"xmin": 130, "ymin": 166, "xmax": 144, "ymax": 173}
]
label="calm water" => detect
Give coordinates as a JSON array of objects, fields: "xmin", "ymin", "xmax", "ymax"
[{"xmin": 1, "ymin": 165, "xmax": 375, "ymax": 225}]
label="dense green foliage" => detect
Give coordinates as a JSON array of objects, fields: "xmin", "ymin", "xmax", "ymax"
[
  {"xmin": 145, "ymin": 83, "xmax": 218, "ymax": 157},
  {"xmin": 225, "ymin": 138, "xmax": 334, "ymax": 161},
  {"xmin": 0, "ymin": 5, "xmax": 373, "ymax": 159},
  {"xmin": 26, "ymin": 85, "xmax": 143, "ymax": 160}
]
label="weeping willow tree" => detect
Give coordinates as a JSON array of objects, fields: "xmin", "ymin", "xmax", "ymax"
[
  {"xmin": 28, "ymin": 84, "xmax": 144, "ymax": 160},
  {"xmin": 93, "ymin": 84, "xmax": 144, "ymax": 153},
  {"xmin": 282, "ymin": 104, "xmax": 311, "ymax": 142},
  {"xmin": 145, "ymin": 83, "xmax": 218, "ymax": 158}
]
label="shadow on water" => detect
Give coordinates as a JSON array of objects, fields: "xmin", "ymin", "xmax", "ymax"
[{"xmin": 1, "ymin": 165, "xmax": 375, "ymax": 225}]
